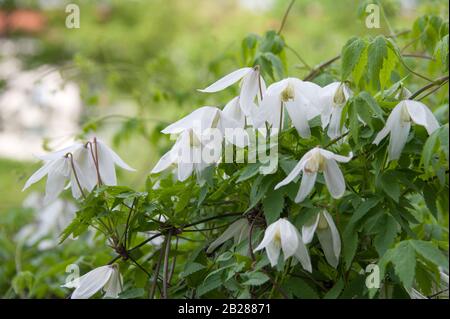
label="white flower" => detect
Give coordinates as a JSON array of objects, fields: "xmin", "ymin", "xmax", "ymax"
[
  {"xmin": 94, "ymin": 138, "xmax": 136, "ymax": 185},
  {"xmin": 22, "ymin": 142, "xmax": 89, "ymax": 203},
  {"xmin": 319, "ymin": 82, "xmax": 352, "ymax": 139},
  {"xmin": 254, "ymin": 77, "xmax": 321, "ymax": 138},
  {"xmin": 22, "ymin": 139, "xmax": 135, "ymax": 203},
  {"xmin": 63, "ymin": 265, "xmax": 123, "ymax": 299},
  {"xmin": 198, "ymin": 67, "xmax": 266, "ymax": 117},
  {"xmin": 151, "ymin": 128, "xmax": 216, "ymax": 182},
  {"xmin": 373, "ymin": 100, "xmax": 440, "ymax": 161},
  {"xmin": 206, "ymin": 219, "xmax": 249, "ymax": 253},
  {"xmin": 254, "ymin": 218, "xmax": 311, "ymax": 272},
  {"xmin": 275, "ymin": 147, "xmax": 352, "ymax": 203},
  {"xmin": 302, "ymin": 210, "xmax": 341, "ymax": 268}
]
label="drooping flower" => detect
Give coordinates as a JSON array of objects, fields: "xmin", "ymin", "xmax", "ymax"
[
  {"xmin": 63, "ymin": 264, "xmax": 122, "ymax": 299},
  {"xmin": 22, "ymin": 139, "xmax": 135, "ymax": 203},
  {"xmin": 206, "ymin": 219, "xmax": 249, "ymax": 253},
  {"xmin": 22, "ymin": 142, "xmax": 89, "ymax": 203},
  {"xmin": 198, "ymin": 66, "xmax": 266, "ymax": 117},
  {"xmin": 302, "ymin": 210, "xmax": 341, "ymax": 268},
  {"xmin": 254, "ymin": 218, "xmax": 311, "ymax": 272},
  {"xmin": 151, "ymin": 128, "xmax": 217, "ymax": 182},
  {"xmin": 373, "ymin": 100, "xmax": 440, "ymax": 161},
  {"xmin": 319, "ymin": 82, "xmax": 352, "ymax": 139},
  {"xmin": 275, "ymin": 147, "xmax": 352, "ymax": 203},
  {"xmin": 254, "ymin": 77, "xmax": 321, "ymax": 138}
]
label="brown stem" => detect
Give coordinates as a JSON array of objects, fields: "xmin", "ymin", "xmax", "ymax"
[
  {"xmin": 409, "ymin": 75, "xmax": 449, "ymax": 100},
  {"xmin": 168, "ymin": 236, "xmax": 179, "ymax": 284},
  {"xmin": 66, "ymin": 153, "xmax": 86, "ymax": 199},
  {"xmin": 150, "ymin": 244, "xmax": 165, "ymax": 299},
  {"xmin": 303, "ymin": 55, "xmax": 341, "ymax": 81},
  {"xmin": 162, "ymin": 232, "xmax": 172, "ymax": 299},
  {"xmin": 277, "ymin": 0, "xmax": 296, "ymax": 35}
]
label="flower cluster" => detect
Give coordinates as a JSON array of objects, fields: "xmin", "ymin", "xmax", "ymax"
[{"xmin": 155, "ymin": 66, "xmax": 441, "ymax": 271}]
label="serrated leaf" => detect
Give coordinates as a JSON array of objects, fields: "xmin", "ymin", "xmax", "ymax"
[
  {"xmin": 341, "ymin": 37, "xmax": 367, "ymax": 79},
  {"xmin": 373, "ymin": 214, "xmax": 398, "ymax": 255},
  {"xmin": 242, "ymin": 272, "xmax": 270, "ymax": 286},
  {"xmin": 410, "ymin": 240, "xmax": 449, "ymax": 271},
  {"xmin": 390, "ymin": 241, "xmax": 416, "ymax": 291},
  {"xmin": 262, "ymin": 189, "xmax": 284, "ymax": 223}
]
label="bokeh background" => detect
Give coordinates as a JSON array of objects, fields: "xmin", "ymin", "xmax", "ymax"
[{"xmin": 0, "ymin": 0, "xmax": 447, "ymax": 297}]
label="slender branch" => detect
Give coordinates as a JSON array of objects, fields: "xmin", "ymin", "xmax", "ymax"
[
  {"xmin": 324, "ymin": 131, "xmax": 350, "ymax": 148},
  {"xmin": 303, "ymin": 55, "xmax": 341, "ymax": 81},
  {"xmin": 277, "ymin": 0, "xmax": 296, "ymax": 35},
  {"xmin": 162, "ymin": 232, "xmax": 172, "ymax": 299},
  {"xmin": 150, "ymin": 245, "xmax": 165, "ymax": 299},
  {"xmin": 428, "ymin": 288, "xmax": 449, "ymax": 299},
  {"xmin": 168, "ymin": 236, "xmax": 179, "ymax": 284},
  {"xmin": 286, "ymin": 45, "xmax": 312, "ymax": 70},
  {"xmin": 399, "ymin": 58, "xmax": 433, "ymax": 82},
  {"xmin": 123, "ymin": 197, "xmax": 138, "ymax": 249},
  {"xmin": 128, "ymin": 254, "xmax": 152, "ymax": 278},
  {"xmin": 66, "ymin": 153, "xmax": 86, "ymax": 199},
  {"xmin": 409, "ymin": 75, "xmax": 449, "ymax": 100}
]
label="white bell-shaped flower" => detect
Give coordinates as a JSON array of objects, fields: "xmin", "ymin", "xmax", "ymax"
[
  {"xmin": 275, "ymin": 147, "xmax": 352, "ymax": 203},
  {"xmin": 302, "ymin": 210, "xmax": 341, "ymax": 268},
  {"xmin": 63, "ymin": 264, "xmax": 123, "ymax": 299},
  {"xmin": 254, "ymin": 77, "xmax": 321, "ymax": 138},
  {"xmin": 198, "ymin": 66, "xmax": 266, "ymax": 117},
  {"xmin": 254, "ymin": 218, "xmax": 312, "ymax": 272},
  {"xmin": 319, "ymin": 82, "xmax": 352, "ymax": 139},
  {"xmin": 373, "ymin": 100, "xmax": 440, "ymax": 161}
]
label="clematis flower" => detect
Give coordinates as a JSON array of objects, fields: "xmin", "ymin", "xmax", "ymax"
[
  {"xmin": 373, "ymin": 100, "xmax": 440, "ymax": 161},
  {"xmin": 275, "ymin": 147, "xmax": 352, "ymax": 203},
  {"xmin": 302, "ymin": 210, "xmax": 341, "ymax": 268},
  {"xmin": 254, "ymin": 218, "xmax": 311, "ymax": 272},
  {"xmin": 23, "ymin": 139, "xmax": 135, "ymax": 203},
  {"xmin": 254, "ymin": 77, "xmax": 321, "ymax": 138},
  {"xmin": 319, "ymin": 82, "xmax": 352, "ymax": 139},
  {"xmin": 93, "ymin": 139, "xmax": 136, "ymax": 185},
  {"xmin": 22, "ymin": 142, "xmax": 90, "ymax": 203},
  {"xmin": 63, "ymin": 264, "xmax": 122, "ymax": 299},
  {"xmin": 206, "ymin": 219, "xmax": 249, "ymax": 253},
  {"xmin": 151, "ymin": 128, "xmax": 217, "ymax": 182},
  {"xmin": 198, "ymin": 66, "xmax": 266, "ymax": 117}
]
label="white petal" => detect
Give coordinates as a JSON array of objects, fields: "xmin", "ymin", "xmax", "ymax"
[
  {"xmin": 239, "ymin": 70, "xmax": 259, "ymax": 116},
  {"xmin": 373, "ymin": 103, "xmax": 403, "ymax": 145},
  {"xmin": 302, "ymin": 213, "xmax": 320, "ymax": 244},
  {"xmin": 254, "ymin": 222, "xmax": 278, "ymax": 251},
  {"xmin": 274, "ymin": 154, "xmax": 309, "ymax": 190},
  {"xmin": 319, "ymin": 149, "xmax": 353, "ymax": 163},
  {"xmin": 293, "ymin": 228, "xmax": 312, "ymax": 272},
  {"xmin": 222, "ymin": 96, "xmax": 246, "ymax": 127},
  {"xmin": 266, "ymin": 241, "xmax": 281, "ymax": 267},
  {"xmin": 327, "ymin": 106, "xmax": 344, "ymax": 139},
  {"xmin": 103, "ymin": 267, "xmax": 122, "ymax": 299},
  {"xmin": 177, "ymin": 162, "xmax": 194, "ymax": 182},
  {"xmin": 295, "ymin": 171, "xmax": 317, "ymax": 203},
  {"xmin": 318, "ymin": 210, "xmax": 341, "ymax": 268},
  {"xmin": 151, "ymin": 148, "xmax": 177, "ymax": 174},
  {"xmin": 388, "ymin": 119, "xmax": 411, "ymax": 161},
  {"xmin": 96, "ymin": 142, "xmax": 117, "ymax": 185},
  {"xmin": 198, "ymin": 67, "xmax": 252, "ymax": 93},
  {"xmin": 284, "ymin": 99, "xmax": 311, "ymax": 138},
  {"xmin": 207, "ymin": 219, "xmax": 246, "ymax": 253},
  {"xmin": 97, "ymin": 140, "xmax": 135, "ymax": 171},
  {"xmin": 253, "ymin": 92, "xmax": 282, "ymax": 129},
  {"xmin": 23, "ymin": 160, "xmax": 55, "ymax": 191},
  {"xmin": 161, "ymin": 107, "xmax": 218, "ymax": 134},
  {"xmin": 292, "ymin": 79, "xmax": 321, "ymax": 119},
  {"xmin": 69, "ymin": 266, "xmax": 113, "ymax": 299},
  {"xmin": 323, "ymin": 159, "xmax": 346, "ymax": 199},
  {"xmin": 405, "ymin": 100, "xmax": 440, "ymax": 134},
  {"xmin": 36, "ymin": 143, "xmax": 83, "ymax": 161},
  {"xmin": 44, "ymin": 160, "xmax": 68, "ymax": 204},
  {"xmin": 280, "ymin": 219, "xmax": 299, "ymax": 259},
  {"xmin": 74, "ymin": 147, "xmax": 97, "ymax": 191}
]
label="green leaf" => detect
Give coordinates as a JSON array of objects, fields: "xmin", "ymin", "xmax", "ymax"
[
  {"xmin": 410, "ymin": 240, "xmax": 449, "ymax": 271},
  {"xmin": 323, "ymin": 279, "xmax": 345, "ymax": 299},
  {"xmin": 343, "ymin": 227, "xmax": 358, "ymax": 270},
  {"xmin": 180, "ymin": 262, "xmax": 205, "ymax": 278},
  {"xmin": 421, "ymin": 127, "xmax": 441, "ymax": 168},
  {"xmin": 119, "ymin": 288, "xmax": 145, "ymax": 299},
  {"xmin": 262, "ymin": 189, "xmax": 285, "ymax": 223},
  {"xmin": 242, "ymin": 272, "xmax": 270, "ymax": 286},
  {"xmin": 283, "ymin": 277, "xmax": 319, "ymax": 299},
  {"xmin": 435, "ymin": 34, "xmax": 449, "ymax": 71},
  {"xmin": 367, "ymin": 36, "xmax": 387, "ymax": 89},
  {"xmin": 373, "ymin": 214, "xmax": 398, "ymax": 255},
  {"xmin": 390, "ymin": 241, "xmax": 416, "ymax": 291},
  {"xmin": 379, "ymin": 170, "xmax": 401, "ymax": 202},
  {"xmin": 379, "ymin": 46, "xmax": 398, "ymax": 90},
  {"xmin": 341, "ymin": 37, "xmax": 367, "ymax": 79}
]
